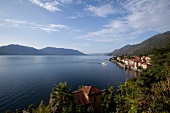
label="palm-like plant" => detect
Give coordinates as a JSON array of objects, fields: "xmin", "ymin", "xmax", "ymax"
[{"xmin": 50, "ymin": 82, "xmax": 72, "ymax": 113}]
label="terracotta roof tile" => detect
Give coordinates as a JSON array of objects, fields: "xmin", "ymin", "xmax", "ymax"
[
  {"xmin": 78, "ymin": 86, "xmax": 91, "ymax": 95},
  {"xmin": 73, "ymin": 91, "xmax": 91, "ymax": 106},
  {"xmin": 79, "ymin": 86, "xmax": 102, "ymax": 95},
  {"xmin": 89, "ymin": 86, "xmax": 102, "ymax": 95},
  {"xmin": 73, "ymin": 86, "xmax": 102, "ymax": 106}
]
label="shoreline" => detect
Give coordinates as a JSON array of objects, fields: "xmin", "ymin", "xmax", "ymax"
[{"xmin": 109, "ymin": 59, "xmax": 141, "ymax": 72}]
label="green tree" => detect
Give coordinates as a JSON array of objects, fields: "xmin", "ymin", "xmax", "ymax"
[
  {"xmin": 27, "ymin": 104, "xmax": 34, "ymax": 113},
  {"xmin": 50, "ymin": 82, "xmax": 72, "ymax": 113},
  {"xmin": 115, "ymin": 43, "xmax": 170, "ymax": 112},
  {"xmin": 5, "ymin": 110, "xmax": 11, "ymax": 113},
  {"xmin": 101, "ymin": 85, "xmax": 116, "ymax": 113},
  {"xmin": 36, "ymin": 100, "xmax": 46, "ymax": 113}
]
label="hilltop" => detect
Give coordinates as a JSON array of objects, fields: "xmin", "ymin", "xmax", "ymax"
[
  {"xmin": 109, "ymin": 31, "xmax": 170, "ymax": 56},
  {"xmin": 0, "ymin": 44, "xmax": 85, "ymax": 55},
  {"xmin": 40, "ymin": 47, "xmax": 85, "ymax": 55}
]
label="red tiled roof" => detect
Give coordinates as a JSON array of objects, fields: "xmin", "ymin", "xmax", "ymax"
[
  {"xmin": 73, "ymin": 86, "xmax": 102, "ymax": 106},
  {"xmin": 79, "ymin": 86, "xmax": 102, "ymax": 95},
  {"xmin": 78, "ymin": 86, "xmax": 91, "ymax": 96},
  {"xmin": 73, "ymin": 91, "xmax": 91, "ymax": 106}
]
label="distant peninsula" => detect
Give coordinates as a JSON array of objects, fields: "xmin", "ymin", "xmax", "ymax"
[
  {"xmin": 0, "ymin": 44, "xmax": 85, "ymax": 55},
  {"xmin": 108, "ymin": 31, "xmax": 170, "ymax": 56}
]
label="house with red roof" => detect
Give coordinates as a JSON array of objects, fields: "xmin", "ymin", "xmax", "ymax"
[{"xmin": 73, "ymin": 86, "xmax": 102, "ymax": 113}]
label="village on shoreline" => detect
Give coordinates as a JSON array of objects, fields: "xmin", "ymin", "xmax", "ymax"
[{"xmin": 109, "ymin": 55, "xmax": 151, "ymax": 72}]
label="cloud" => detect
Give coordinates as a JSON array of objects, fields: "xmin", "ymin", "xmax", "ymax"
[
  {"xmin": 124, "ymin": 0, "xmax": 170, "ymax": 32},
  {"xmin": 58, "ymin": 0, "xmax": 73, "ymax": 4},
  {"xmin": 18, "ymin": 0, "xmax": 24, "ymax": 4},
  {"xmin": 29, "ymin": 0, "xmax": 61, "ymax": 12},
  {"xmin": 75, "ymin": 27, "xmax": 134, "ymax": 43},
  {"xmin": 69, "ymin": 3, "xmax": 116, "ymax": 19},
  {"xmin": 74, "ymin": 0, "xmax": 85, "ymax": 5},
  {"xmin": 0, "ymin": 23, "xmax": 4, "ymax": 26},
  {"xmin": 75, "ymin": 42, "xmax": 91, "ymax": 47},
  {"xmin": 69, "ymin": 16, "xmax": 77, "ymax": 19},
  {"xmin": 39, "ymin": 24, "xmax": 69, "ymax": 33},
  {"xmin": 29, "ymin": 0, "xmax": 83, "ymax": 12},
  {"xmin": 69, "ymin": 11, "xmax": 85, "ymax": 19},
  {"xmin": 85, "ymin": 4, "xmax": 116, "ymax": 17},
  {"xmin": 1, "ymin": 19, "xmax": 70, "ymax": 33},
  {"xmin": 4, "ymin": 19, "xmax": 28, "ymax": 28},
  {"xmin": 76, "ymin": 0, "xmax": 170, "ymax": 42}
]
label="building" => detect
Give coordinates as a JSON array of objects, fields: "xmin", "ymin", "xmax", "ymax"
[
  {"xmin": 141, "ymin": 62, "xmax": 148, "ymax": 69},
  {"xmin": 134, "ymin": 60, "xmax": 138, "ymax": 69},
  {"xmin": 129, "ymin": 59, "xmax": 135, "ymax": 66},
  {"xmin": 73, "ymin": 86, "xmax": 102, "ymax": 113},
  {"xmin": 124, "ymin": 58, "xmax": 129, "ymax": 66},
  {"xmin": 117, "ymin": 56, "xmax": 122, "ymax": 61}
]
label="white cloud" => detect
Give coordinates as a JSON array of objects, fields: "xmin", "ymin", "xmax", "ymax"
[
  {"xmin": 69, "ymin": 10, "xmax": 85, "ymax": 19},
  {"xmin": 85, "ymin": 4, "xmax": 116, "ymax": 17},
  {"xmin": 29, "ymin": 0, "xmax": 61, "ymax": 12},
  {"xmin": 69, "ymin": 16, "xmax": 77, "ymax": 19},
  {"xmin": 29, "ymin": 0, "xmax": 83, "ymax": 12},
  {"xmin": 76, "ymin": 0, "xmax": 170, "ymax": 42},
  {"xmin": 124, "ymin": 0, "xmax": 170, "ymax": 32},
  {"xmin": 4, "ymin": 19, "xmax": 28, "ymax": 28},
  {"xmin": 58, "ymin": 0, "xmax": 73, "ymax": 4},
  {"xmin": 1, "ymin": 19, "xmax": 70, "ymax": 33},
  {"xmin": 0, "ymin": 23, "xmax": 4, "ymax": 26},
  {"xmin": 74, "ymin": 0, "xmax": 85, "ymax": 5},
  {"xmin": 39, "ymin": 24, "xmax": 69, "ymax": 33},
  {"xmin": 75, "ymin": 27, "xmax": 134, "ymax": 43},
  {"xmin": 18, "ymin": 0, "xmax": 24, "ymax": 4}
]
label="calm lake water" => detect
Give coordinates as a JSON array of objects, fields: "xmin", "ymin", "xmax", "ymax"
[{"xmin": 0, "ymin": 56, "xmax": 137, "ymax": 112}]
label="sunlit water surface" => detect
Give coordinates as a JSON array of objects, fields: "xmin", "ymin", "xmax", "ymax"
[{"xmin": 0, "ymin": 56, "xmax": 137, "ymax": 112}]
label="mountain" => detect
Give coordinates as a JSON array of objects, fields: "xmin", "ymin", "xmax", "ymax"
[
  {"xmin": 0, "ymin": 44, "xmax": 85, "ymax": 55},
  {"xmin": 0, "ymin": 44, "xmax": 43, "ymax": 55},
  {"xmin": 109, "ymin": 31, "xmax": 170, "ymax": 56},
  {"xmin": 40, "ymin": 47, "xmax": 85, "ymax": 55}
]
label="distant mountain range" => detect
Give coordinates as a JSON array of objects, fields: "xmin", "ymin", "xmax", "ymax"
[
  {"xmin": 108, "ymin": 31, "xmax": 170, "ymax": 56},
  {"xmin": 0, "ymin": 44, "xmax": 85, "ymax": 55}
]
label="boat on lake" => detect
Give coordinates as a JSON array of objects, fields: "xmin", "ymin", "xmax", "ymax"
[{"xmin": 101, "ymin": 62, "xmax": 107, "ymax": 65}]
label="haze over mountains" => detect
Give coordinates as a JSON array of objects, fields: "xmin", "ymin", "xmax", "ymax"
[
  {"xmin": 109, "ymin": 31, "xmax": 170, "ymax": 56},
  {"xmin": 0, "ymin": 44, "xmax": 85, "ymax": 55}
]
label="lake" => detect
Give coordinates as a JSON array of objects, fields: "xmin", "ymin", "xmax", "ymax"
[{"xmin": 0, "ymin": 56, "xmax": 137, "ymax": 112}]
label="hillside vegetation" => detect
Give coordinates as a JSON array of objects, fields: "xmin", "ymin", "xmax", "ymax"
[
  {"xmin": 4, "ymin": 43, "xmax": 170, "ymax": 113},
  {"xmin": 109, "ymin": 31, "xmax": 170, "ymax": 56},
  {"xmin": 116, "ymin": 43, "xmax": 170, "ymax": 112}
]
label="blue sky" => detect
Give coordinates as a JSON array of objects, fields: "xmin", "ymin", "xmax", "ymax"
[{"xmin": 0, "ymin": 0, "xmax": 170, "ymax": 53}]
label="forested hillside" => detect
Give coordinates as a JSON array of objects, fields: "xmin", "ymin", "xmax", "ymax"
[
  {"xmin": 116, "ymin": 43, "xmax": 170, "ymax": 112},
  {"xmin": 109, "ymin": 31, "xmax": 170, "ymax": 56}
]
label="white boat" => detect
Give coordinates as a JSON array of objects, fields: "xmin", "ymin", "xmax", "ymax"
[{"xmin": 101, "ymin": 62, "xmax": 107, "ymax": 65}]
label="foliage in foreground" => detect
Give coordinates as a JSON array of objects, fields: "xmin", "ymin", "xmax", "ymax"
[
  {"xmin": 115, "ymin": 43, "xmax": 170, "ymax": 112},
  {"xmin": 50, "ymin": 82, "xmax": 115, "ymax": 113},
  {"xmin": 5, "ymin": 43, "xmax": 170, "ymax": 113},
  {"xmin": 5, "ymin": 100, "xmax": 50, "ymax": 113},
  {"xmin": 5, "ymin": 82, "xmax": 115, "ymax": 113}
]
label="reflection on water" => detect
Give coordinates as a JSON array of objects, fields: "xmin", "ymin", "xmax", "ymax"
[
  {"xmin": 0, "ymin": 56, "xmax": 137, "ymax": 112},
  {"xmin": 125, "ymin": 69, "xmax": 138, "ymax": 78}
]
